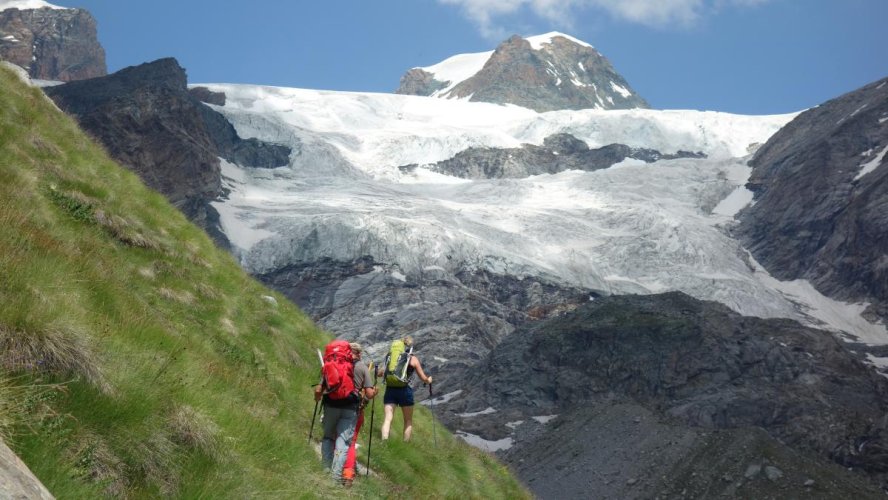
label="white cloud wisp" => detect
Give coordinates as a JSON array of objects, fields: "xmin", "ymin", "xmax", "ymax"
[{"xmin": 439, "ymin": 0, "xmax": 771, "ymax": 38}]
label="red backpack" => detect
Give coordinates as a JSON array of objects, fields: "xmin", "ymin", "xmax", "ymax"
[{"xmin": 321, "ymin": 340, "xmax": 356, "ymax": 400}]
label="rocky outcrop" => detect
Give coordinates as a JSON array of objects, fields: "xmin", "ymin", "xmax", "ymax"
[
  {"xmin": 45, "ymin": 58, "xmax": 222, "ymax": 231},
  {"xmin": 189, "ymin": 86, "xmax": 225, "ymax": 106},
  {"xmin": 396, "ymin": 68, "xmax": 448, "ymax": 96},
  {"xmin": 397, "ymin": 33, "xmax": 648, "ymax": 112},
  {"xmin": 506, "ymin": 404, "xmax": 884, "ymax": 499},
  {"xmin": 197, "ymin": 103, "xmax": 291, "ymax": 170},
  {"xmin": 736, "ymin": 76, "xmax": 888, "ymax": 323},
  {"xmin": 436, "ymin": 292, "xmax": 888, "ymax": 493},
  {"xmin": 400, "ymin": 132, "xmax": 705, "ymax": 179},
  {"xmin": 44, "ymin": 58, "xmax": 290, "ymax": 244},
  {"xmin": 257, "ymin": 256, "xmax": 593, "ymax": 385},
  {"xmin": 0, "ymin": 439, "xmax": 54, "ymax": 499},
  {"xmin": 0, "ymin": 6, "xmax": 105, "ymax": 81}
]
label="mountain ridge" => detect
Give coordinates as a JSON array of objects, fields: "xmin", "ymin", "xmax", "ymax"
[
  {"xmin": 737, "ymin": 76, "xmax": 888, "ymax": 324},
  {"xmin": 396, "ymin": 32, "xmax": 649, "ymax": 112},
  {"xmin": 43, "ymin": 57, "xmax": 291, "ymax": 248}
]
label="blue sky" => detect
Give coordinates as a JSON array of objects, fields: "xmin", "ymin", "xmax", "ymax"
[{"xmin": 56, "ymin": 0, "xmax": 886, "ymax": 115}]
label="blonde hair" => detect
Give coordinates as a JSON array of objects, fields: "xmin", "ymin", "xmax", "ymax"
[
  {"xmin": 403, "ymin": 335, "xmax": 414, "ymax": 347},
  {"xmin": 349, "ymin": 342, "xmax": 363, "ymax": 354}
]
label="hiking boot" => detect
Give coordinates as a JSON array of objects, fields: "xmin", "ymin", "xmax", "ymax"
[{"xmin": 342, "ymin": 467, "xmax": 355, "ymax": 488}]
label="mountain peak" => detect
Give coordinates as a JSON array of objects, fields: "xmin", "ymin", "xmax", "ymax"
[
  {"xmin": 0, "ymin": 0, "xmax": 66, "ymax": 11},
  {"xmin": 0, "ymin": 2, "xmax": 105, "ymax": 81},
  {"xmin": 525, "ymin": 31, "xmax": 594, "ymax": 50},
  {"xmin": 396, "ymin": 32, "xmax": 648, "ymax": 112}
]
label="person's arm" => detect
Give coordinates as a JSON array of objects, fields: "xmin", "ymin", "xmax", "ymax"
[
  {"xmin": 364, "ymin": 386, "xmax": 378, "ymax": 399},
  {"xmin": 361, "ymin": 362, "xmax": 378, "ymax": 399},
  {"xmin": 410, "ymin": 356, "xmax": 433, "ymax": 385}
]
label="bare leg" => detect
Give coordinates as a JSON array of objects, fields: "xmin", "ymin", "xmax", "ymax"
[
  {"xmin": 402, "ymin": 405, "xmax": 414, "ymax": 441},
  {"xmin": 381, "ymin": 403, "xmax": 395, "ymax": 440}
]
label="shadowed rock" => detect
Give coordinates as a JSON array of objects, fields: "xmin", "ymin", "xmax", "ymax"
[
  {"xmin": 400, "ymin": 133, "xmax": 705, "ymax": 179},
  {"xmin": 438, "ymin": 292, "xmax": 888, "ymax": 494},
  {"xmin": 44, "ymin": 58, "xmax": 290, "ymax": 247},
  {"xmin": 737, "ymin": 76, "xmax": 888, "ymax": 323}
]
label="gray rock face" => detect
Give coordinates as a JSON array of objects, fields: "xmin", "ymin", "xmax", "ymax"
[
  {"xmin": 400, "ymin": 133, "xmax": 705, "ymax": 179},
  {"xmin": 0, "ymin": 439, "xmax": 53, "ymax": 499},
  {"xmin": 257, "ymin": 256, "xmax": 593, "ymax": 386},
  {"xmin": 0, "ymin": 6, "xmax": 105, "ymax": 81},
  {"xmin": 736, "ymin": 76, "xmax": 888, "ymax": 323},
  {"xmin": 396, "ymin": 34, "xmax": 648, "ymax": 112},
  {"xmin": 189, "ymin": 86, "xmax": 225, "ymax": 106},
  {"xmin": 504, "ymin": 404, "xmax": 883, "ymax": 499},
  {"xmin": 44, "ymin": 58, "xmax": 222, "ymax": 237},
  {"xmin": 44, "ymin": 58, "xmax": 290, "ymax": 245},
  {"xmin": 197, "ymin": 102, "xmax": 291, "ymax": 170},
  {"xmin": 396, "ymin": 68, "xmax": 448, "ymax": 96},
  {"xmin": 437, "ymin": 292, "xmax": 888, "ymax": 491}
]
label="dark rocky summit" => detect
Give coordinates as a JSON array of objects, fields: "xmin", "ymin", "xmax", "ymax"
[
  {"xmin": 437, "ymin": 292, "xmax": 888, "ymax": 497},
  {"xmin": 44, "ymin": 58, "xmax": 290, "ymax": 245},
  {"xmin": 400, "ymin": 132, "xmax": 705, "ymax": 179},
  {"xmin": 737, "ymin": 76, "xmax": 888, "ymax": 324},
  {"xmin": 0, "ymin": 6, "xmax": 105, "ymax": 81},
  {"xmin": 397, "ymin": 33, "xmax": 649, "ymax": 112}
]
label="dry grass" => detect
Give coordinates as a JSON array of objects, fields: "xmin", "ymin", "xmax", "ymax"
[
  {"xmin": 157, "ymin": 287, "xmax": 195, "ymax": 305},
  {"xmin": 167, "ymin": 405, "xmax": 221, "ymax": 459},
  {"xmin": 94, "ymin": 209, "xmax": 161, "ymax": 250},
  {"xmin": 69, "ymin": 433, "xmax": 128, "ymax": 497},
  {"xmin": 220, "ymin": 317, "xmax": 238, "ymax": 336},
  {"xmin": 196, "ymin": 283, "xmax": 220, "ymax": 300},
  {"xmin": 136, "ymin": 432, "xmax": 179, "ymax": 497},
  {"xmin": 0, "ymin": 376, "xmax": 29, "ymax": 443},
  {"xmin": 0, "ymin": 323, "xmax": 108, "ymax": 393}
]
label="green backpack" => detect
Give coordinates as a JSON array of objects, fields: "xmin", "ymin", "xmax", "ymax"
[{"xmin": 385, "ymin": 340, "xmax": 413, "ymax": 388}]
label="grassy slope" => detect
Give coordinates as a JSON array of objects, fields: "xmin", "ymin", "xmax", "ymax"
[{"xmin": 0, "ymin": 65, "xmax": 528, "ymax": 499}]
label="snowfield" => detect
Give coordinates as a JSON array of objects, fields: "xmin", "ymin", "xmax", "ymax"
[{"xmin": 200, "ymin": 82, "xmax": 888, "ymax": 345}]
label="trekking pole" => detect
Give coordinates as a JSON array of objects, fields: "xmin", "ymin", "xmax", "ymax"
[
  {"xmin": 308, "ymin": 348, "xmax": 324, "ymax": 445},
  {"xmin": 366, "ymin": 393, "xmax": 376, "ymax": 476},
  {"xmin": 366, "ymin": 359, "xmax": 378, "ymax": 477},
  {"xmin": 429, "ymin": 382, "xmax": 437, "ymax": 448},
  {"xmin": 308, "ymin": 398, "xmax": 320, "ymax": 444}
]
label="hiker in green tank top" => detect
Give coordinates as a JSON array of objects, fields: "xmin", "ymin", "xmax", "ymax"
[{"xmin": 379, "ymin": 336, "xmax": 432, "ymax": 442}]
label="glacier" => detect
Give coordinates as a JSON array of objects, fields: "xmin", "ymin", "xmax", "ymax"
[{"xmin": 202, "ymin": 82, "xmax": 888, "ymax": 346}]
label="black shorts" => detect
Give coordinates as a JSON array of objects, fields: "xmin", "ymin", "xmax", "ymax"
[{"xmin": 383, "ymin": 385, "xmax": 414, "ymax": 407}]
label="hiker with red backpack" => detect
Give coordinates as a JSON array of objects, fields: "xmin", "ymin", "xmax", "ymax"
[
  {"xmin": 341, "ymin": 342, "xmax": 376, "ymax": 486},
  {"xmin": 379, "ymin": 336, "xmax": 432, "ymax": 442},
  {"xmin": 314, "ymin": 339, "xmax": 362, "ymax": 484}
]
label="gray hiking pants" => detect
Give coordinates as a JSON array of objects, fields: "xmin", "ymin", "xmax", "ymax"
[{"xmin": 321, "ymin": 405, "xmax": 357, "ymax": 482}]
